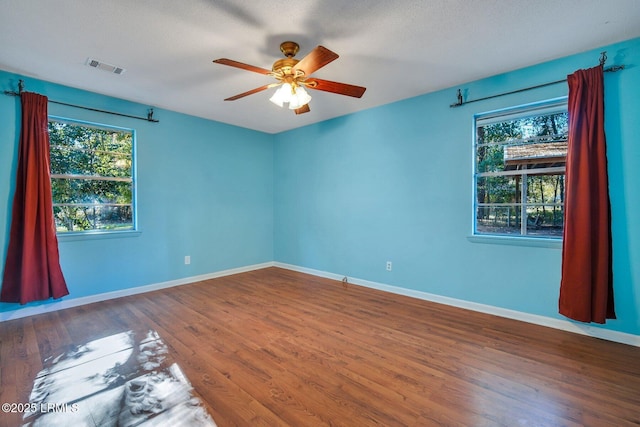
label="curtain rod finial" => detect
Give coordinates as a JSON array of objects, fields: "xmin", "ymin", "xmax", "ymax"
[
  {"xmin": 599, "ymin": 51, "xmax": 607, "ymax": 67},
  {"xmin": 450, "ymin": 89, "xmax": 464, "ymax": 107}
]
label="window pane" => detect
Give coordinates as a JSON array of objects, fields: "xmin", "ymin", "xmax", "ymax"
[
  {"xmin": 526, "ymin": 174, "xmax": 565, "ymax": 204},
  {"xmin": 476, "ymin": 206, "xmax": 521, "ymax": 235},
  {"xmin": 51, "ymin": 178, "xmax": 132, "ymax": 204},
  {"xmin": 53, "ymin": 205, "xmax": 133, "ymax": 232},
  {"xmin": 525, "ymin": 204, "xmax": 564, "ymax": 237},
  {"xmin": 478, "ymin": 111, "xmax": 568, "ymax": 144},
  {"xmin": 49, "ymin": 121, "xmax": 132, "ymax": 178}
]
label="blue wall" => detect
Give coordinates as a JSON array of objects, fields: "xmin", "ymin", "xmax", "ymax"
[
  {"xmin": 0, "ymin": 71, "xmax": 274, "ymax": 311},
  {"xmin": 2, "ymin": 37, "xmax": 639, "ymax": 336},
  {"xmin": 274, "ymin": 38, "xmax": 640, "ymax": 335}
]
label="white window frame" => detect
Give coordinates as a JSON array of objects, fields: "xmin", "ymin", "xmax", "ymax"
[
  {"xmin": 48, "ymin": 116, "xmax": 137, "ymax": 236},
  {"xmin": 472, "ymin": 98, "xmax": 568, "ymax": 243}
]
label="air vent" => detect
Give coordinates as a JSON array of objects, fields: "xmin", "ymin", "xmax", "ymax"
[{"xmin": 86, "ymin": 58, "xmax": 126, "ymax": 75}]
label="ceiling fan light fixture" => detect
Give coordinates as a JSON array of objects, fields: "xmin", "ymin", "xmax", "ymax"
[{"xmin": 269, "ymin": 83, "xmax": 312, "ymax": 110}]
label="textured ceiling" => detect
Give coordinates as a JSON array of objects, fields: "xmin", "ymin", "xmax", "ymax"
[{"xmin": 1, "ymin": 0, "xmax": 639, "ymax": 133}]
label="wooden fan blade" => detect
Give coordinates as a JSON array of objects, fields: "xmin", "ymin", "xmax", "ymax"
[
  {"xmin": 213, "ymin": 58, "xmax": 272, "ymax": 75},
  {"xmin": 293, "ymin": 46, "xmax": 339, "ymax": 76},
  {"xmin": 224, "ymin": 84, "xmax": 277, "ymax": 101},
  {"xmin": 306, "ymin": 78, "xmax": 366, "ymax": 98},
  {"xmin": 294, "ymin": 104, "xmax": 311, "ymax": 115}
]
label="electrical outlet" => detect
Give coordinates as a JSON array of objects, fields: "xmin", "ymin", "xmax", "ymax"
[
  {"xmin": 386, "ymin": 261, "xmax": 392, "ymax": 271},
  {"xmin": 184, "ymin": 255, "xmax": 191, "ymax": 265}
]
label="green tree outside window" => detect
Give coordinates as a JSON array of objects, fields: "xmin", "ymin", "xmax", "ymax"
[{"xmin": 48, "ymin": 119, "xmax": 135, "ymax": 233}]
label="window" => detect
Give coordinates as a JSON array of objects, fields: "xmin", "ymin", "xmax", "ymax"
[
  {"xmin": 48, "ymin": 118, "xmax": 135, "ymax": 233},
  {"xmin": 474, "ymin": 101, "xmax": 568, "ymax": 239}
]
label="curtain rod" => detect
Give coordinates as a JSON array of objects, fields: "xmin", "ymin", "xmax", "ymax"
[
  {"xmin": 3, "ymin": 80, "xmax": 159, "ymax": 123},
  {"xmin": 449, "ymin": 51, "xmax": 625, "ymax": 108}
]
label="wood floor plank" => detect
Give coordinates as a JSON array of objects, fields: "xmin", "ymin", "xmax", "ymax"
[{"xmin": 1, "ymin": 267, "xmax": 639, "ymax": 426}]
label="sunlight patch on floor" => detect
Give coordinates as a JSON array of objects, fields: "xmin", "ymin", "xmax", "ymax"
[{"xmin": 23, "ymin": 330, "xmax": 216, "ymax": 427}]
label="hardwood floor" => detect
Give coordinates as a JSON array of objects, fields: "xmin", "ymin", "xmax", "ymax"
[{"xmin": 1, "ymin": 267, "xmax": 639, "ymax": 426}]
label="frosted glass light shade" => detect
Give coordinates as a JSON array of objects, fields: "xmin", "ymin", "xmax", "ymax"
[
  {"xmin": 288, "ymin": 86, "xmax": 312, "ymax": 110},
  {"xmin": 269, "ymin": 83, "xmax": 292, "ymax": 107}
]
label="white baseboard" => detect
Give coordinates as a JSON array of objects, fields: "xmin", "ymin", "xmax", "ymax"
[
  {"xmin": 274, "ymin": 262, "xmax": 640, "ymax": 348},
  {"xmin": 3, "ymin": 260, "xmax": 638, "ymax": 347},
  {"xmin": 0, "ymin": 262, "xmax": 275, "ymax": 322}
]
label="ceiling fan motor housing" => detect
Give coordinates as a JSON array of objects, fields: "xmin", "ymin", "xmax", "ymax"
[{"xmin": 272, "ymin": 57, "xmax": 299, "ymax": 75}]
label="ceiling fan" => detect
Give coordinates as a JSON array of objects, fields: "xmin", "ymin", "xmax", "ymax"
[{"xmin": 213, "ymin": 41, "xmax": 366, "ymax": 115}]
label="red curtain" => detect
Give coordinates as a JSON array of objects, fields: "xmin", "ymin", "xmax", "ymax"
[
  {"xmin": 1, "ymin": 92, "xmax": 69, "ymax": 304},
  {"xmin": 559, "ymin": 65, "xmax": 615, "ymax": 323}
]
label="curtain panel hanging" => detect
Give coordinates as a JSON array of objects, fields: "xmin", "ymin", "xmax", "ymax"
[
  {"xmin": 558, "ymin": 65, "xmax": 615, "ymax": 324},
  {"xmin": 1, "ymin": 92, "xmax": 69, "ymax": 304}
]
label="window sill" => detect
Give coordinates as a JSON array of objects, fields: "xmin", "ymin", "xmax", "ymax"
[
  {"xmin": 57, "ymin": 230, "xmax": 141, "ymax": 242},
  {"xmin": 467, "ymin": 234, "xmax": 562, "ymax": 249}
]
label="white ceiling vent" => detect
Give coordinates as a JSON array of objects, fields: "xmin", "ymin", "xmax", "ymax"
[{"xmin": 86, "ymin": 58, "xmax": 125, "ymax": 75}]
